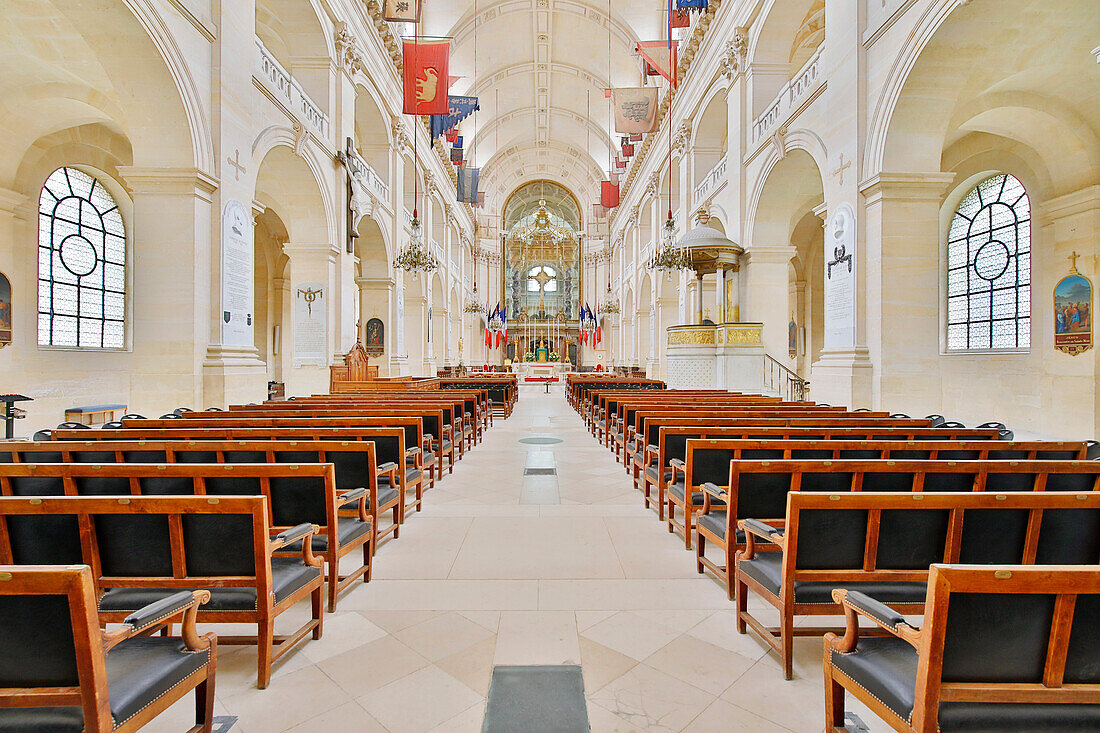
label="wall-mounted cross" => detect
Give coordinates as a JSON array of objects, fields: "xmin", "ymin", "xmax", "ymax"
[
  {"xmin": 1069, "ymin": 250, "xmax": 1081, "ymax": 274},
  {"xmin": 832, "ymin": 153, "xmax": 852, "ymax": 185},
  {"xmin": 227, "ymin": 149, "xmax": 247, "ymax": 181}
]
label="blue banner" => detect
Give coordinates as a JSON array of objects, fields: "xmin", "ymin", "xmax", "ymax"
[
  {"xmin": 676, "ymin": 0, "xmax": 707, "ymax": 9},
  {"xmin": 430, "ymin": 96, "xmax": 480, "ymax": 145}
]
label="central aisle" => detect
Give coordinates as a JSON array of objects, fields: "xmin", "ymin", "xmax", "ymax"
[{"xmin": 163, "ymin": 385, "xmax": 885, "ymax": 733}]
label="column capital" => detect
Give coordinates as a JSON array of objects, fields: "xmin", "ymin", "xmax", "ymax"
[
  {"xmin": 1037, "ymin": 184, "xmax": 1100, "ymax": 222},
  {"xmin": 858, "ymin": 172, "xmax": 956, "ymax": 204},
  {"xmin": 356, "ymin": 276, "xmax": 395, "ymax": 289},
  {"xmin": 117, "ymin": 167, "xmax": 218, "ymax": 200},
  {"xmin": 742, "ymin": 245, "xmax": 796, "ymax": 265},
  {"xmin": 0, "ymin": 186, "xmax": 31, "ymax": 218}
]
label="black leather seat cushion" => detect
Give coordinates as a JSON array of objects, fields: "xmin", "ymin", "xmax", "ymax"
[
  {"xmin": 668, "ymin": 482, "xmax": 726, "ymax": 508},
  {"xmin": 442, "ymin": 440, "xmax": 454, "ymax": 453},
  {"xmin": 830, "ymin": 637, "xmax": 918, "ymax": 723},
  {"xmin": 831, "ymin": 638, "xmax": 1100, "ymax": 731},
  {"xmin": 284, "ymin": 516, "xmax": 372, "ymax": 553},
  {"xmin": 0, "ymin": 707, "xmax": 84, "ymax": 732},
  {"xmin": 739, "ymin": 553, "xmax": 925, "ymax": 604},
  {"xmin": 644, "ymin": 466, "xmax": 673, "ymax": 484},
  {"xmin": 0, "ymin": 640, "xmax": 213, "ymax": 732},
  {"xmin": 632, "ymin": 451, "xmax": 644, "ymax": 465},
  {"xmin": 105, "ymin": 637, "xmax": 211, "ymax": 726},
  {"xmin": 98, "ymin": 558, "xmax": 320, "ymax": 612},
  {"xmin": 371, "ymin": 486, "xmax": 400, "ymax": 509},
  {"xmin": 379, "ymin": 469, "xmax": 421, "ymax": 486},
  {"xmin": 697, "ymin": 511, "xmax": 729, "ymax": 540}
]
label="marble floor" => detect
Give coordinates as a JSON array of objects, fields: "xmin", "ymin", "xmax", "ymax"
[{"xmin": 149, "ymin": 385, "xmax": 889, "ymax": 732}]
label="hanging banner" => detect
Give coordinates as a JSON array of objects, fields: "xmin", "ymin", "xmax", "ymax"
[
  {"xmin": 676, "ymin": 0, "xmax": 708, "ymax": 11},
  {"xmin": 402, "ymin": 39, "xmax": 450, "ymax": 115},
  {"xmin": 612, "ymin": 88, "xmax": 659, "ymax": 134},
  {"xmin": 621, "ymin": 143, "xmax": 635, "ymax": 157},
  {"xmin": 637, "ymin": 41, "xmax": 678, "ymax": 86},
  {"xmin": 601, "ymin": 180, "xmax": 620, "ymax": 209},
  {"xmin": 671, "ymin": 8, "xmax": 690, "ymax": 27},
  {"xmin": 457, "ymin": 166, "xmax": 480, "ymax": 204},
  {"xmin": 450, "ymin": 147, "xmax": 464, "ymax": 165},
  {"xmin": 384, "ymin": 0, "xmax": 422, "ymax": 22},
  {"xmin": 1054, "ymin": 260, "xmax": 1092, "ymax": 356},
  {"xmin": 430, "ymin": 96, "xmax": 478, "ymax": 144}
]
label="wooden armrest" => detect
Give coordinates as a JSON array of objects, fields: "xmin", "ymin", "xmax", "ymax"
[
  {"xmin": 104, "ymin": 590, "xmax": 212, "ymax": 652},
  {"xmin": 377, "ymin": 461, "xmax": 399, "ymax": 474},
  {"xmin": 739, "ymin": 519, "xmax": 785, "ymax": 546},
  {"xmin": 669, "ymin": 458, "xmax": 685, "ymax": 469},
  {"xmin": 828, "ymin": 589, "xmax": 922, "ymax": 653},
  {"xmin": 406, "ymin": 447, "xmax": 422, "ymax": 457},
  {"xmin": 701, "ymin": 482, "xmax": 727, "ymax": 501},
  {"xmin": 338, "ymin": 488, "xmax": 367, "ymax": 505},
  {"xmin": 270, "ymin": 522, "xmax": 316, "ymax": 550}
]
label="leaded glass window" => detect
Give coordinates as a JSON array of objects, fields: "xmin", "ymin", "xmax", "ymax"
[
  {"xmin": 946, "ymin": 174, "xmax": 1031, "ymax": 351},
  {"xmin": 37, "ymin": 168, "xmax": 126, "ymax": 348}
]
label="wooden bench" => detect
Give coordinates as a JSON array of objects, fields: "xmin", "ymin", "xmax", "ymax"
[
  {"xmin": 734, "ymin": 488, "xmax": 1100, "ymax": 679},
  {"xmin": 689, "ymin": 440, "xmax": 1099, "ymax": 595},
  {"xmin": 0, "ymin": 565, "xmax": 216, "ymax": 732},
  {"xmin": 0, "ymin": 494, "xmax": 324, "ymax": 688},
  {"xmin": 64, "ymin": 404, "xmax": 126, "ymax": 425},
  {"xmin": 825, "ymin": 565, "xmax": 1100, "ymax": 732},
  {"xmin": 0, "ymin": 461, "xmax": 370, "ymax": 613}
]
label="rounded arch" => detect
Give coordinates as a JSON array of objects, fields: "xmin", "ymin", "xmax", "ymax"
[
  {"xmin": 745, "ymin": 129, "xmax": 828, "ymax": 248},
  {"xmin": 255, "ymin": 0, "xmax": 333, "ymax": 110},
  {"xmin": 254, "ymin": 144, "xmax": 330, "ymax": 247},
  {"xmin": 251, "ymin": 137, "xmax": 337, "ymax": 247},
  {"xmin": 867, "ymin": 0, "xmax": 1099, "ymax": 188}
]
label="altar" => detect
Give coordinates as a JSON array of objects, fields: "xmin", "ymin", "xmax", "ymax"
[{"xmin": 514, "ymin": 363, "xmax": 567, "ymax": 380}]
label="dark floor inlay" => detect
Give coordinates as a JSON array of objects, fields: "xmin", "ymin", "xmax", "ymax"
[
  {"xmin": 212, "ymin": 716, "xmax": 239, "ymax": 733},
  {"xmin": 523, "ymin": 467, "xmax": 557, "ymax": 475},
  {"xmin": 519, "ymin": 437, "xmax": 564, "ymax": 445},
  {"xmin": 482, "ymin": 665, "xmax": 589, "ymax": 733}
]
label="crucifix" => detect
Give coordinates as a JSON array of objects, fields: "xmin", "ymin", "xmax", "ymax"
[
  {"xmin": 832, "ymin": 153, "xmax": 851, "ymax": 185},
  {"xmin": 532, "ymin": 268, "xmax": 554, "ymax": 312},
  {"xmin": 1069, "ymin": 251, "xmax": 1081, "ymax": 274},
  {"xmin": 227, "ymin": 149, "xmax": 247, "ymax": 181}
]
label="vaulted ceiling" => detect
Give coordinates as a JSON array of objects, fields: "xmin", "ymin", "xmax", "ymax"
[{"xmin": 417, "ymin": 0, "xmax": 678, "ymax": 225}]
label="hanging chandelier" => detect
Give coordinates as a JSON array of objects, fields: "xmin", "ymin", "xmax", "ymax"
[
  {"xmin": 598, "ymin": 284, "xmax": 620, "ymax": 315},
  {"xmin": 647, "ymin": 211, "xmax": 692, "ymax": 278},
  {"xmin": 464, "ymin": 284, "xmax": 484, "ymax": 313},
  {"xmin": 394, "ymin": 214, "xmax": 438, "ymax": 276}
]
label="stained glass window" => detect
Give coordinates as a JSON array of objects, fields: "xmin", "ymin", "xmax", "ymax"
[
  {"xmin": 37, "ymin": 167, "xmax": 126, "ymax": 348},
  {"xmin": 946, "ymin": 174, "xmax": 1030, "ymax": 351}
]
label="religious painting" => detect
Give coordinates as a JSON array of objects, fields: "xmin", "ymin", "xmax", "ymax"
[
  {"xmin": 1054, "ymin": 270, "xmax": 1092, "ymax": 356},
  {"xmin": 364, "ymin": 317, "xmax": 384, "ymax": 356},
  {"xmin": 788, "ymin": 318, "xmax": 797, "ymax": 359},
  {"xmin": 0, "ymin": 270, "xmax": 11, "ymax": 347},
  {"xmin": 383, "ymin": 0, "xmax": 422, "ymax": 23}
]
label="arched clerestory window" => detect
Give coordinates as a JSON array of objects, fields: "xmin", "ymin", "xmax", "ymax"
[
  {"xmin": 946, "ymin": 173, "xmax": 1031, "ymax": 351},
  {"xmin": 37, "ymin": 167, "xmax": 127, "ymax": 348}
]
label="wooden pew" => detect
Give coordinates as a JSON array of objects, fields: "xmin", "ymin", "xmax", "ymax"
[
  {"xmin": 687, "ymin": 440, "xmax": 1098, "ymax": 595},
  {"xmin": 735, "ymin": 489, "xmax": 1100, "ymax": 679},
  {"xmin": 109, "ymin": 420, "xmax": 427, "ymax": 512},
  {"xmin": 825, "ymin": 566, "xmax": 1100, "ymax": 733},
  {"xmin": 0, "ymin": 461, "xmax": 370, "ymax": 613},
  {"xmin": 0, "ymin": 494, "xmax": 324, "ymax": 688},
  {"xmin": 0, "ymin": 436, "xmax": 402, "ymax": 571},
  {"xmin": 0, "ymin": 565, "xmax": 217, "ymax": 732}
]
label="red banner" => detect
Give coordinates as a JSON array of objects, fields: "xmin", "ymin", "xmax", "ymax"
[
  {"xmin": 402, "ymin": 39, "xmax": 450, "ymax": 115},
  {"xmin": 601, "ymin": 180, "xmax": 620, "ymax": 209},
  {"xmin": 671, "ymin": 8, "xmax": 690, "ymax": 27},
  {"xmin": 637, "ymin": 41, "xmax": 678, "ymax": 87}
]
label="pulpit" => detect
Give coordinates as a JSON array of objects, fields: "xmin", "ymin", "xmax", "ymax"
[{"xmin": 329, "ymin": 340, "xmax": 378, "ymax": 391}]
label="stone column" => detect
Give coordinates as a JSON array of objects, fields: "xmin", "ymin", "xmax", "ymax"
[
  {"xmin": 356, "ymin": 275, "xmax": 394, "ymax": 376},
  {"xmin": 716, "ymin": 267, "xmax": 726, "ymax": 323},
  {"xmin": 741, "ymin": 245, "xmax": 796, "ymax": 359},
  {"xmin": 854, "ymin": 173, "xmax": 953, "ymax": 411},
  {"xmin": 282, "ymin": 242, "xmax": 340, "ymax": 396},
  {"xmin": 695, "ymin": 272, "xmax": 705, "ymax": 324}
]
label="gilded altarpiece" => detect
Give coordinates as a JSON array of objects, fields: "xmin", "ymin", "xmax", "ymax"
[{"xmin": 501, "ymin": 182, "xmax": 583, "ymax": 359}]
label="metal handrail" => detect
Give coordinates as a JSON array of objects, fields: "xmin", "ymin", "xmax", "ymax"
[{"xmin": 763, "ymin": 353, "xmax": 809, "ymax": 402}]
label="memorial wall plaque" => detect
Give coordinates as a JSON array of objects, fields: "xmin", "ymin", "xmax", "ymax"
[
  {"xmin": 825, "ymin": 203, "xmax": 856, "ymax": 349},
  {"xmin": 220, "ymin": 200, "xmax": 254, "ymax": 347},
  {"xmin": 293, "ymin": 281, "xmax": 327, "ymax": 367}
]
